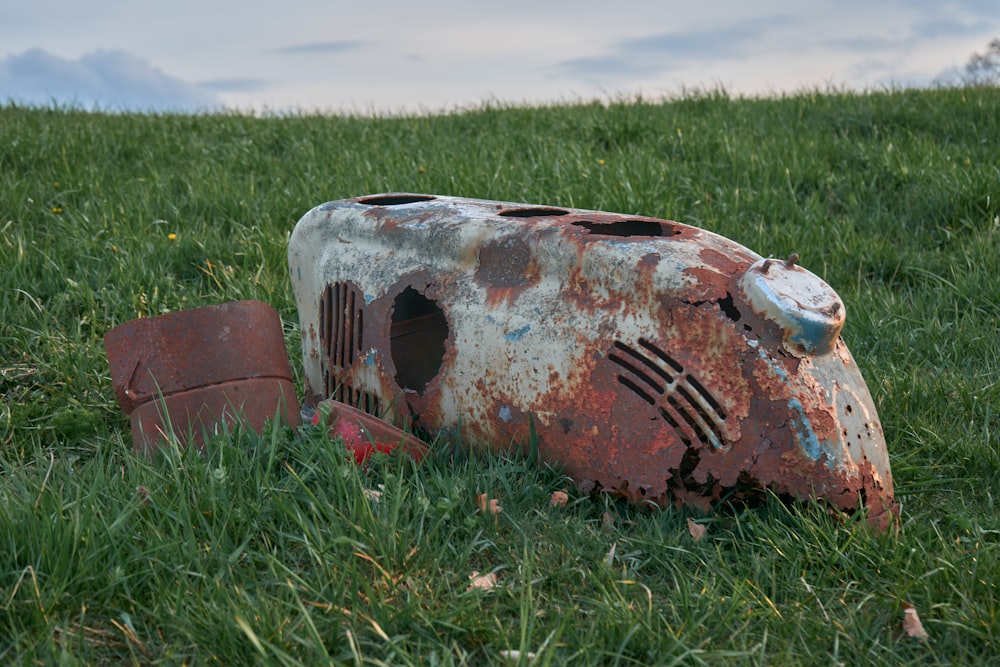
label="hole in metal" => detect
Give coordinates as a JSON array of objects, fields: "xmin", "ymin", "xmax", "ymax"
[
  {"xmin": 390, "ymin": 287, "xmax": 448, "ymax": 394},
  {"xmin": 613, "ymin": 341, "xmax": 676, "ymax": 384},
  {"xmin": 331, "ymin": 383, "xmax": 383, "ymax": 417},
  {"xmin": 498, "ymin": 207, "xmax": 569, "ymax": 218},
  {"xmin": 358, "ymin": 194, "xmax": 436, "ymax": 206},
  {"xmin": 677, "ymin": 385, "xmax": 725, "ymax": 445},
  {"xmin": 685, "ymin": 374, "xmax": 727, "ymax": 420},
  {"xmin": 638, "ymin": 338, "xmax": 684, "ymax": 373},
  {"xmin": 717, "ymin": 293, "xmax": 742, "ymax": 322},
  {"xmin": 658, "ymin": 406, "xmax": 681, "ymax": 430},
  {"xmin": 668, "ymin": 396, "xmax": 707, "ymax": 445},
  {"xmin": 617, "ymin": 376, "xmax": 656, "ymax": 405},
  {"xmin": 609, "ymin": 352, "xmax": 664, "ymax": 395},
  {"xmin": 572, "ymin": 219, "xmax": 677, "ymax": 237}
]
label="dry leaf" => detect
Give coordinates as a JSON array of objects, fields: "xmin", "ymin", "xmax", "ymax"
[
  {"xmin": 363, "ymin": 487, "xmax": 382, "ymax": 503},
  {"xmin": 687, "ymin": 518, "xmax": 707, "ymax": 541},
  {"xmin": 902, "ymin": 603, "xmax": 929, "ymax": 640},
  {"xmin": 550, "ymin": 490, "xmax": 569, "ymax": 508},
  {"xmin": 466, "ymin": 571, "xmax": 498, "ymax": 591},
  {"xmin": 476, "ymin": 493, "xmax": 502, "ymax": 515},
  {"xmin": 602, "ymin": 511, "xmax": 617, "ymax": 531}
]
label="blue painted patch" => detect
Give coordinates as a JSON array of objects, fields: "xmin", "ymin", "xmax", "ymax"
[
  {"xmin": 486, "ymin": 314, "xmax": 496, "ymax": 324},
  {"xmin": 789, "ymin": 315, "xmax": 829, "ymax": 354},
  {"xmin": 365, "ymin": 294, "xmax": 376, "ymax": 305},
  {"xmin": 498, "ymin": 406, "xmax": 512, "ymax": 423},
  {"xmin": 787, "ymin": 398, "xmax": 822, "ymax": 461},
  {"xmin": 504, "ymin": 324, "xmax": 531, "ymax": 342},
  {"xmin": 758, "ymin": 347, "xmax": 789, "ymax": 383},
  {"xmin": 365, "ymin": 351, "xmax": 376, "ymax": 366}
]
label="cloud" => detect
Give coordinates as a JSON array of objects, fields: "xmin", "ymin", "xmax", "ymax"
[
  {"xmin": 826, "ymin": 36, "xmax": 902, "ymax": 51},
  {"xmin": 272, "ymin": 41, "xmax": 368, "ymax": 56},
  {"xmin": 825, "ymin": 17, "xmax": 995, "ymax": 55},
  {"xmin": 558, "ymin": 54, "xmax": 663, "ymax": 80},
  {"xmin": 0, "ymin": 48, "xmax": 218, "ymax": 112},
  {"xmin": 557, "ymin": 16, "xmax": 793, "ymax": 83},
  {"xmin": 900, "ymin": 0, "xmax": 999, "ymax": 15},
  {"xmin": 911, "ymin": 17, "xmax": 992, "ymax": 40},
  {"xmin": 200, "ymin": 78, "xmax": 270, "ymax": 93}
]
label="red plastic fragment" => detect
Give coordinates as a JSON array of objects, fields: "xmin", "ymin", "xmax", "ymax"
[{"xmin": 313, "ymin": 399, "xmax": 429, "ymax": 464}]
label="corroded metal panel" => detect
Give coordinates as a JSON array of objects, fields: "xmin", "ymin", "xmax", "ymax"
[
  {"xmin": 105, "ymin": 300, "xmax": 300, "ymax": 454},
  {"xmin": 289, "ymin": 194, "xmax": 896, "ymax": 529}
]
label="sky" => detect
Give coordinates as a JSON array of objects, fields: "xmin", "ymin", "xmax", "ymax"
[{"xmin": 0, "ymin": 0, "xmax": 996, "ymax": 114}]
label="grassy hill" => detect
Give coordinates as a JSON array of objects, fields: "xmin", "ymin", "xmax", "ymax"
[{"xmin": 1, "ymin": 87, "xmax": 998, "ymax": 664}]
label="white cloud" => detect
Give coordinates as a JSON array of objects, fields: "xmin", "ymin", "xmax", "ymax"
[
  {"xmin": 556, "ymin": 15, "xmax": 796, "ymax": 85},
  {"xmin": 0, "ymin": 48, "xmax": 219, "ymax": 112},
  {"xmin": 271, "ymin": 41, "xmax": 369, "ymax": 56}
]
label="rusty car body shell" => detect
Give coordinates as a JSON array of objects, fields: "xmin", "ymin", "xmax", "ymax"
[{"xmin": 288, "ymin": 194, "xmax": 896, "ymax": 529}]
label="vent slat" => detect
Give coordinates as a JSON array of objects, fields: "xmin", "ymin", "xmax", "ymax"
[
  {"xmin": 609, "ymin": 353, "xmax": 664, "ymax": 395},
  {"xmin": 667, "ymin": 396, "xmax": 708, "ymax": 445},
  {"xmin": 686, "ymin": 374, "xmax": 727, "ymax": 419},
  {"xmin": 611, "ymin": 339, "xmax": 727, "ymax": 450},
  {"xmin": 638, "ymin": 338, "xmax": 683, "ymax": 373},
  {"xmin": 617, "ymin": 375, "xmax": 656, "ymax": 405},
  {"xmin": 319, "ymin": 282, "xmax": 373, "ymax": 408},
  {"xmin": 614, "ymin": 341, "xmax": 675, "ymax": 383}
]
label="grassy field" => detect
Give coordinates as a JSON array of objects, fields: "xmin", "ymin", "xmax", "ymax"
[{"xmin": 1, "ymin": 87, "xmax": 998, "ymax": 664}]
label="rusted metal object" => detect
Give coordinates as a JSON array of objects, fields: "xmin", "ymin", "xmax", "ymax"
[
  {"xmin": 105, "ymin": 300, "xmax": 300, "ymax": 454},
  {"xmin": 288, "ymin": 194, "xmax": 897, "ymax": 530}
]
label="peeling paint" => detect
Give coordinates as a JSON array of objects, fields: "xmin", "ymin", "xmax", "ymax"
[
  {"xmin": 504, "ymin": 324, "xmax": 531, "ymax": 342},
  {"xmin": 787, "ymin": 398, "xmax": 822, "ymax": 461}
]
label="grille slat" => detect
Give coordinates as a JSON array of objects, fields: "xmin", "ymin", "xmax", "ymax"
[
  {"xmin": 614, "ymin": 341, "xmax": 676, "ymax": 384},
  {"xmin": 609, "ymin": 353, "xmax": 664, "ymax": 395},
  {"xmin": 611, "ymin": 339, "xmax": 727, "ymax": 450},
  {"xmin": 686, "ymin": 374, "xmax": 727, "ymax": 419},
  {"xmin": 617, "ymin": 375, "xmax": 656, "ymax": 405},
  {"xmin": 319, "ymin": 282, "xmax": 372, "ymax": 407}
]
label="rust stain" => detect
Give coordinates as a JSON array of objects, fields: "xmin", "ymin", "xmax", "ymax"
[
  {"xmin": 289, "ymin": 194, "xmax": 898, "ymax": 531},
  {"xmin": 105, "ymin": 300, "xmax": 300, "ymax": 455}
]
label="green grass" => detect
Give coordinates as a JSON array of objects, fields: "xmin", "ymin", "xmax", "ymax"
[{"xmin": 1, "ymin": 87, "xmax": 999, "ymax": 664}]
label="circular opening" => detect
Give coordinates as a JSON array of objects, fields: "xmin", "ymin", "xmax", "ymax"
[
  {"xmin": 357, "ymin": 194, "xmax": 436, "ymax": 206},
  {"xmin": 498, "ymin": 207, "xmax": 569, "ymax": 218},
  {"xmin": 389, "ymin": 287, "xmax": 449, "ymax": 394}
]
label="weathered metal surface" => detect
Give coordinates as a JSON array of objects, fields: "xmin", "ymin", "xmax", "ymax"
[
  {"xmin": 105, "ymin": 300, "xmax": 300, "ymax": 454},
  {"xmin": 288, "ymin": 194, "xmax": 897, "ymax": 530}
]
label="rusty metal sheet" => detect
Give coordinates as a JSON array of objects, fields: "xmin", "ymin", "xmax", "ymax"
[
  {"xmin": 105, "ymin": 300, "xmax": 300, "ymax": 454},
  {"xmin": 288, "ymin": 194, "xmax": 897, "ymax": 530}
]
